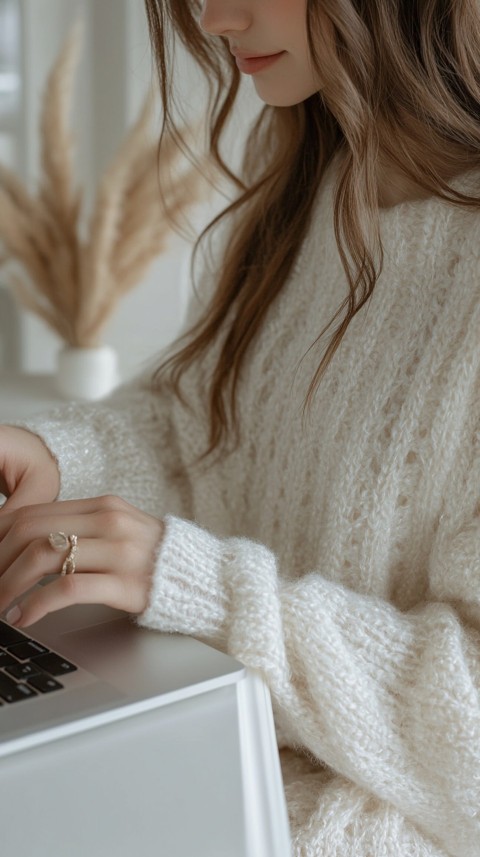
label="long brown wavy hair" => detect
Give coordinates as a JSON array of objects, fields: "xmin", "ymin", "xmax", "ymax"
[{"xmin": 145, "ymin": 0, "xmax": 480, "ymax": 455}]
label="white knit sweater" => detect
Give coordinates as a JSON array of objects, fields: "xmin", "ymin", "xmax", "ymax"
[{"xmin": 21, "ymin": 163, "xmax": 480, "ymax": 856}]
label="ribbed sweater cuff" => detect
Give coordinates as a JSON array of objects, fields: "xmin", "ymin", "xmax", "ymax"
[{"xmin": 138, "ymin": 515, "xmax": 229, "ymax": 641}]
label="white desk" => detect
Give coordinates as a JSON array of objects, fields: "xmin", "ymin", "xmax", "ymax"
[{"xmin": 0, "ymin": 372, "xmax": 68, "ymax": 421}]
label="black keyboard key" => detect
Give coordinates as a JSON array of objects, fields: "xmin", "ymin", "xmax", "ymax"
[
  {"xmin": 0, "ymin": 674, "xmax": 37, "ymax": 703},
  {"xmin": 27, "ymin": 673, "xmax": 63, "ymax": 694},
  {"xmin": 31, "ymin": 652, "xmax": 77, "ymax": 676},
  {"xmin": 6, "ymin": 640, "xmax": 49, "ymax": 660},
  {"xmin": 0, "ymin": 622, "xmax": 28, "ymax": 647},
  {"xmin": 4, "ymin": 662, "xmax": 42, "ymax": 680},
  {"xmin": 0, "ymin": 650, "xmax": 19, "ymax": 668}
]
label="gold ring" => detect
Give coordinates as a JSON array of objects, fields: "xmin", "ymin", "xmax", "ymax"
[{"xmin": 48, "ymin": 532, "xmax": 78, "ymax": 575}]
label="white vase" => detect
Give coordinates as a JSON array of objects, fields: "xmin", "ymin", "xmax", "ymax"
[{"xmin": 56, "ymin": 345, "xmax": 119, "ymax": 401}]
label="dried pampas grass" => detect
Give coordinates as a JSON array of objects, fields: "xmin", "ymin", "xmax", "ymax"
[{"xmin": 0, "ymin": 22, "xmax": 207, "ymax": 347}]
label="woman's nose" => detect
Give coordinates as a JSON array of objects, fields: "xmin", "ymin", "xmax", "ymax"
[{"xmin": 199, "ymin": 0, "xmax": 251, "ymax": 36}]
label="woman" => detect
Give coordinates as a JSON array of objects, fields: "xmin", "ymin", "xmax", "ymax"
[{"xmin": 1, "ymin": 1, "xmax": 480, "ymax": 854}]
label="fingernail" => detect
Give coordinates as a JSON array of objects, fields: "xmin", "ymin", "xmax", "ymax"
[{"xmin": 6, "ymin": 605, "xmax": 21, "ymax": 626}]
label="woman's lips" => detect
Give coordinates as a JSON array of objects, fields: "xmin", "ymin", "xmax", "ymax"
[{"xmin": 234, "ymin": 51, "xmax": 285, "ymax": 74}]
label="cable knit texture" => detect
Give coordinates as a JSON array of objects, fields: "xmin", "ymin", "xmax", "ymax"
[{"xmin": 18, "ymin": 162, "xmax": 480, "ymax": 856}]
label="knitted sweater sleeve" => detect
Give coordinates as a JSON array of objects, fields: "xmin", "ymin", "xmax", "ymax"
[
  {"xmin": 138, "ymin": 477, "xmax": 480, "ymax": 856},
  {"xmin": 14, "ymin": 373, "xmax": 191, "ymax": 519}
]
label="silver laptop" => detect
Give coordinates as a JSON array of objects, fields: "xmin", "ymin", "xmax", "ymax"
[{"xmin": 0, "ymin": 604, "xmax": 291, "ymax": 856}]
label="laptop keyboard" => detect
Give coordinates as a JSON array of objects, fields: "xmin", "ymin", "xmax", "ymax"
[{"xmin": 0, "ymin": 620, "xmax": 77, "ymax": 704}]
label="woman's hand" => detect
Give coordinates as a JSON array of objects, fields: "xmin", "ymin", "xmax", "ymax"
[
  {"xmin": 0, "ymin": 495, "xmax": 164, "ymax": 628},
  {"xmin": 0, "ymin": 425, "xmax": 60, "ymax": 510}
]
